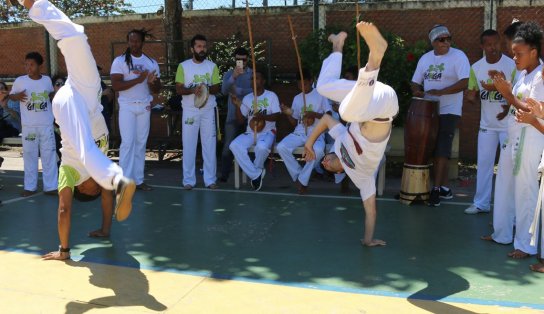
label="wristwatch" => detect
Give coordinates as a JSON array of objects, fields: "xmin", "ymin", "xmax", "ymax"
[{"xmin": 58, "ymin": 246, "xmax": 70, "ymax": 253}]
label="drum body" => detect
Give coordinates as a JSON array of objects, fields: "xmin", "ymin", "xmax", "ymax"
[
  {"xmin": 400, "ymin": 97, "xmax": 439, "ymax": 205},
  {"xmin": 404, "ymin": 97, "xmax": 440, "ymax": 165}
]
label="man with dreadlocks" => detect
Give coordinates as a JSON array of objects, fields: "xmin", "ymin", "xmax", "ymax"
[
  {"xmin": 17, "ymin": 0, "xmax": 136, "ymax": 260},
  {"xmin": 111, "ymin": 29, "xmax": 161, "ymax": 192}
]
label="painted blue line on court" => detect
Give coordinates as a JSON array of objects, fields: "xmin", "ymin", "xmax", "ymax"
[{"xmin": 2, "ymin": 247, "xmax": 542, "ymax": 310}]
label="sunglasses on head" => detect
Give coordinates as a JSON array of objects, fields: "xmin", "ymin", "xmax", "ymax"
[{"xmin": 435, "ymin": 36, "xmax": 452, "ymax": 43}]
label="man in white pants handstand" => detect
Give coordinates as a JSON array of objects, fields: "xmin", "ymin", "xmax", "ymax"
[
  {"xmin": 19, "ymin": 0, "xmax": 136, "ymax": 260},
  {"xmin": 304, "ymin": 22, "xmax": 398, "ymax": 246}
]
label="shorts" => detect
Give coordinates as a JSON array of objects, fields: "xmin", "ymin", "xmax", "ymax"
[{"xmin": 434, "ymin": 114, "xmax": 460, "ymax": 158}]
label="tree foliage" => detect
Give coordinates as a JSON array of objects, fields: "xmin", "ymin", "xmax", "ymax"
[{"xmin": 0, "ymin": 0, "xmax": 134, "ymax": 23}]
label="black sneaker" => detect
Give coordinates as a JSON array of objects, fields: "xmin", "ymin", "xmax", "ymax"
[
  {"xmin": 439, "ymin": 187, "xmax": 453, "ymax": 199},
  {"xmin": 428, "ymin": 188, "xmax": 440, "ymax": 207},
  {"xmin": 251, "ymin": 169, "xmax": 266, "ymax": 191},
  {"xmin": 114, "ymin": 176, "xmax": 136, "ymax": 222}
]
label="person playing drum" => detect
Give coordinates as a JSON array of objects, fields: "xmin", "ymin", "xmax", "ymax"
[
  {"xmin": 175, "ymin": 34, "xmax": 222, "ymax": 190},
  {"xmin": 304, "ymin": 22, "xmax": 398, "ymax": 246},
  {"xmin": 410, "ymin": 25, "xmax": 470, "ymax": 207},
  {"xmin": 229, "ymin": 68, "xmax": 281, "ymax": 191}
]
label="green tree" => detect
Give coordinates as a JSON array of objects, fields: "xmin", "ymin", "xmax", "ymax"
[{"xmin": 0, "ymin": 0, "xmax": 134, "ymax": 23}]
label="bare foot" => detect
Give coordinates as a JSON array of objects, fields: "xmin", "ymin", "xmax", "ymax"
[
  {"xmin": 530, "ymin": 262, "xmax": 544, "ymax": 273},
  {"xmin": 296, "ymin": 180, "xmax": 308, "ymax": 195},
  {"xmin": 88, "ymin": 229, "xmax": 110, "ymax": 238},
  {"xmin": 328, "ymin": 32, "xmax": 348, "ymax": 53},
  {"xmin": 361, "ymin": 238, "xmax": 386, "ymax": 247},
  {"xmin": 507, "ymin": 249, "xmax": 532, "ymax": 259},
  {"xmin": 481, "ymin": 235, "xmax": 495, "ymax": 242},
  {"xmin": 356, "ymin": 21, "xmax": 387, "ymax": 71},
  {"xmin": 20, "ymin": 190, "xmax": 36, "ymax": 197}
]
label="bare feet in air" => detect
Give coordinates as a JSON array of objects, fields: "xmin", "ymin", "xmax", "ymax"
[
  {"xmin": 361, "ymin": 238, "xmax": 386, "ymax": 247},
  {"xmin": 88, "ymin": 229, "xmax": 110, "ymax": 238},
  {"xmin": 356, "ymin": 21, "xmax": 387, "ymax": 72},
  {"xmin": 328, "ymin": 32, "xmax": 348, "ymax": 53}
]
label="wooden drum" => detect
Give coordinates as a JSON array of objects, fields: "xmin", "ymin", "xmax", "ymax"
[{"xmin": 399, "ymin": 97, "xmax": 439, "ymax": 205}]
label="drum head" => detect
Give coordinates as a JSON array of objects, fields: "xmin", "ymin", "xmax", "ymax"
[
  {"xmin": 249, "ymin": 118, "xmax": 265, "ymax": 133},
  {"xmin": 194, "ymin": 84, "xmax": 209, "ymax": 108}
]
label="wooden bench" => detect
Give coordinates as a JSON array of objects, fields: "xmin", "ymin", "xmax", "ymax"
[
  {"xmin": 1, "ymin": 136, "xmax": 22, "ymax": 145},
  {"xmin": 233, "ymin": 144, "xmax": 388, "ymax": 196}
]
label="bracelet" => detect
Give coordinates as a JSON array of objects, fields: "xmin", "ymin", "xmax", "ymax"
[{"xmin": 58, "ymin": 246, "xmax": 70, "ymax": 253}]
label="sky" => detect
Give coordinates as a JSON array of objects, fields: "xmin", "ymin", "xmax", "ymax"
[{"xmin": 128, "ymin": 0, "xmax": 307, "ymax": 14}]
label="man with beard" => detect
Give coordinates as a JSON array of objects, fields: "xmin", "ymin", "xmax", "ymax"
[{"xmin": 175, "ymin": 34, "xmax": 221, "ymax": 190}]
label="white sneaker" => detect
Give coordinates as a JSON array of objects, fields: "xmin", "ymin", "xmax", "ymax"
[{"xmin": 464, "ymin": 204, "xmax": 490, "ymax": 214}]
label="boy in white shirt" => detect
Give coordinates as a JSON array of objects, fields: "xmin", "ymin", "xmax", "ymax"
[
  {"xmin": 277, "ymin": 70, "xmax": 330, "ymax": 194},
  {"xmin": 9, "ymin": 51, "xmax": 57, "ymax": 197},
  {"xmin": 229, "ymin": 68, "xmax": 281, "ymax": 191}
]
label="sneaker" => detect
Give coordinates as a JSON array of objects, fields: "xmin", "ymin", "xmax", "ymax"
[
  {"xmin": 439, "ymin": 187, "xmax": 453, "ymax": 199},
  {"xmin": 136, "ymin": 183, "xmax": 153, "ymax": 191},
  {"xmin": 428, "ymin": 188, "xmax": 440, "ymax": 207},
  {"xmin": 464, "ymin": 204, "xmax": 490, "ymax": 214},
  {"xmin": 251, "ymin": 169, "xmax": 266, "ymax": 191},
  {"xmin": 114, "ymin": 176, "xmax": 136, "ymax": 222}
]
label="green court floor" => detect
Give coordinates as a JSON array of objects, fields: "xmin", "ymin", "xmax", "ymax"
[{"xmin": 0, "ymin": 172, "xmax": 543, "ymax": 313}]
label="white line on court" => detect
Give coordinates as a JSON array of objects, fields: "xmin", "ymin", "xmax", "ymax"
[
  {"xmin": 1, "ymin": 192, "xmax": 43, "ymax": 205},
  {"xmin": 150, "ymin": 184, "xmax": 473, "ymax": 206}
]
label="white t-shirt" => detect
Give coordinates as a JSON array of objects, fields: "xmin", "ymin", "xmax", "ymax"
[
  {"xmin": 175, "ymin": 59, "xmax": 221, "ymax": 110},
  {"xmin": 241, "ymin": 90, "xmax": 281, "ymax": 134},
  {"xmin": 411, "ymin": 47, "xmax": 470, "ymax": 116},
  {"xmin": 468, "ymin": 55, "xmax": 516, "ymax": 130},
  {"xmin": 291, "ymin": 89, "xmax": 330, "ymax": 135},
  {"xmin": 507, "ymin": 64, "xmax": 543, "ymax": 136},
  {"xmin": 110, "ymin": 54, "xmax": 160, "ymax": 104},
  {"xmin": 329, "ymin": 122, "xmax": 389, "ymax": 201},
  {"xmin": 11, "ymin": 75, "xmax": 54, "ymax": 127}
]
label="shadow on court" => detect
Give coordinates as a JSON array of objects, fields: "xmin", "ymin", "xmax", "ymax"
[
  {"xmin": 0, "ymin": 171, "xmax": 542, "ymax": 312},
  {"xmin": 64, "ymin": 246, "xmax": 167, "ymax": 313}
]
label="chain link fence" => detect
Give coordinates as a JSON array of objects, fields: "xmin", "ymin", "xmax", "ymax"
[{"xmin": 1, "ymin": 0, "xmax": 544, "ymax": 159}]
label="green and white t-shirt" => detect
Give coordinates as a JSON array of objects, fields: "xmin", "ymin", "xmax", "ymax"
[
  {"xmin": 241, "ymin": 90, "xmax": 281, "ymax": 134},
  {"xmin": 468, "ymin": 54, "xmax": 516, "ymax": 131},
  {"xmin": 411, "ymin": 47, "xmax": 470, "ymax": 116},
  {"xmin": 11, "ymin": 75, "xmax": 54, "ymax": 127},
  {"xmin": 175, "ymin": 59, "xmax": 221, "ymax": 110},
  {"xmin": 291, "ymin": 89, "xmax": 330, "ymax": 135}
]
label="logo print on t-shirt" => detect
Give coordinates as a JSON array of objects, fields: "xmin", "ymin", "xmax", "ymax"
[
  {"xmin": 248, "ymin": 98, "xmax": 270, "ymax": 116},
  {"xmin": 132, "ymin": 64, "xmax": 145, "ymax": 75},
  {"xmin": 339, "ymin": 143, "xmax": 355, "ymax": 169},
  {"xmin": 27, "ymin": 91, "xmax": 49, "ymax": 112},
  {"xmin": 193, "ymin": 73, "xmax": 211, "ymax": 85},
  {"xmin": 424, "ymin": 63, "xmax": 445, "ymax": 81},
  {"xmin": 480, "ymin": 78, "xmax": 504, "ymax": 102}
]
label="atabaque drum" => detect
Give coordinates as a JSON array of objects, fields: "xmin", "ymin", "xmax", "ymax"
[
  {"xmin": 400, "ymin": 97, "xmax": 439, "ymax": 205},
  {"xmin": 404, "ymin": 97, "xmax": 439, "ymax": 165}
]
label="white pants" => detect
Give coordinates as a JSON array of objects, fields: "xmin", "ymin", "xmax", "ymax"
[
  {"xmin": 119, "ymin": 102, "xmax": 150, "ymax": 185},
  {"xmin": 473, "ymin": 128, "xmax": 507, "ymax": 210},
  {"xmin": 493, "ymin": 127, "xmax": 544, "ymax": 254},
  {"xmin": 230, "ymin": 131, "xmax": 275, "ymax": 180},
  {"xmin": 277, "ymin": 133, "xmax": 325, "ymax": 186},
  {"xmin": 31, "ymin": 0, "xmax": 122, "ymax": 190},
  {"xmin": 22, "ymin": 125, "xmax": 58, "ymax": 192},
  {"xmin": 182, "ymin": 107, "xmax": 217, "ymax": 186}
]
